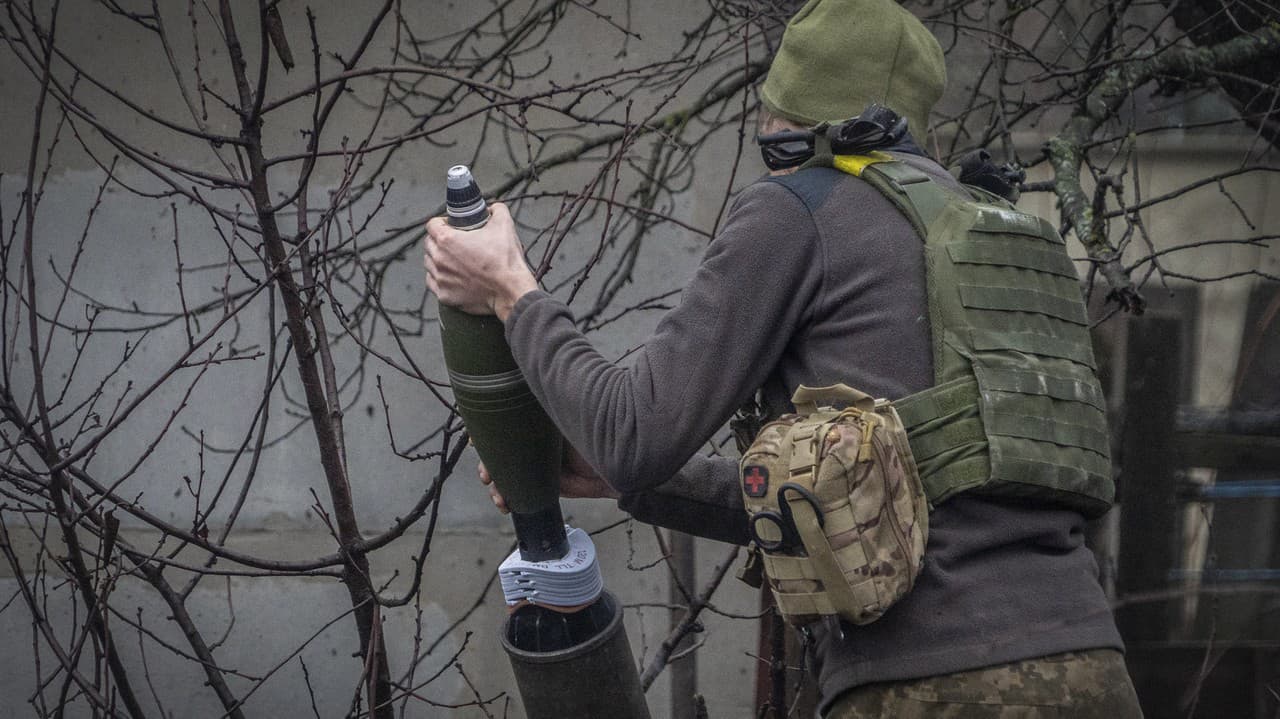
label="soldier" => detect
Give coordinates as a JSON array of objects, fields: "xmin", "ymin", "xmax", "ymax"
[{"xmin": 424, "ymin": 0, "xmax": 1143, "ymax": 714}]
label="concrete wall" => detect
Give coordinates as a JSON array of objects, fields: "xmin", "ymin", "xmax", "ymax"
[
  {"xmin": 1, "ymin": 1, "xmax": 1276, "ymax": 718},
  {"xmin": 0, "ymin": 2, "xmax": 761, "ymax": 716}
]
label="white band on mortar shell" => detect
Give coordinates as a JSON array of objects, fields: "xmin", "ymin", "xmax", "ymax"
[{"xmin": 498, "ymin": 527, "xmax": 604, "ymax": 607}]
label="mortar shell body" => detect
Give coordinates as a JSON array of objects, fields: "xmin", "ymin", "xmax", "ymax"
[{"xmin": 439, "ymin": 303, "xmax": 563, "ymax": 518}]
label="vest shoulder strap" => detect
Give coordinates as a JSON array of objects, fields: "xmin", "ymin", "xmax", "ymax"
[{"xmin": 858, "ymin": 159, "xmax": 956, "ymax": 236}]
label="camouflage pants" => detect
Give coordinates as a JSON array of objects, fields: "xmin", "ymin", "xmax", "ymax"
[{"xmin": 825, "ymin": 649, "xmax": 1143, "ymax": 718}]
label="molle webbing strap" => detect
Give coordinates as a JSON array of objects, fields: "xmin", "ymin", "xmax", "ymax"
[
  {"xmin": 968, "ymin": 328, "xmax": 1097, "ymax": 368},
  {"xmin": 957, "ymin": 285, "xmax": 1089, "ymax": 325},
  {"xmin": 980, "ymin": 365, "xmax": 1106, "ymax": 409},
  {"xmin": 764, "ymin": 553, "xmax": 837, "ymax": 618},
  {"xmin": 894, "ymin": 376, "xmax": 979, "ymax": 428},
  {"xmin": 903, "ymin": 416, "xmax": 985, "ymax": 463},
  {"xmin": 973, "ymin": 205, "xmax": 1060, "ymax": 240},
  {"xmin": 787, "ymin": 417, "xmax": 824, "ymax": 476},
  {"xmin": 948, "ymin": 241, "xmax": 1079, "ymax": 278}
]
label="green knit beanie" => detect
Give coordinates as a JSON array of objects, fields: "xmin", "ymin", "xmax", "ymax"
[{"xmin": 760, "ymin": 0, "xmax": 946, "ymax": 136}]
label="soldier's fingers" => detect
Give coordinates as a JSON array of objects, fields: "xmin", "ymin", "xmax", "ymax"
[
  {"xmin": 478, "ymin": 461, "xmax": 492, "ymax": 485},
  {"xmin": 423, "ymin": 234, "xmax": 438, "ymax": 279},
  {"xmin": 424, "ymin": 215, "xmax": 450, "ymax": 237},
  {"xmin": 489, "ymin": 484, "xmax": 509, "ymax": 514}
]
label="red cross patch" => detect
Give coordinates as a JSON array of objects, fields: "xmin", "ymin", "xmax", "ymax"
[{"xmin": 743, "ymin": 465, "xmax": 769, "ymax": 498}]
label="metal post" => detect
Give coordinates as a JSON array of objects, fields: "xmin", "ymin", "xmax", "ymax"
[
  {"xmin": 669, "ymin": 531, "xmax": 698, "ymax": 719},
  {"xmin": 1116, "ymin": 315, "xmax": 1183, "ymax": 641}
]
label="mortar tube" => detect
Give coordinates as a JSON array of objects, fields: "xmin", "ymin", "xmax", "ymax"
[{"xmin": 502, "ymin": 592, "xmax": 652, "ymax": 719}]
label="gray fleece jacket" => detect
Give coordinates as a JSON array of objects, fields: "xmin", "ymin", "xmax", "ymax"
[{"xmin": 503, "ymin": 152, "xmax": 1123, "ymax": 714}]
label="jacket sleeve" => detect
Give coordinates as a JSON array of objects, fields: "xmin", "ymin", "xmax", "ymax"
[
  {"xmin": 503, "ymin": 180, "xmax": 821, "ymax": 525},
  {"xmin": 617, "ymin": 453, "xmax": 750, "ymax": 545}
]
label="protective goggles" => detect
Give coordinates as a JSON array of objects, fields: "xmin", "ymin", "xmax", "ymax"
[
  {"xmin": 756, "ymin": 105, "xmax": 909, "ymax": 171},
  {"xmin": 756, "ymin": 130, "xmax": 815, "ymax": 171}
]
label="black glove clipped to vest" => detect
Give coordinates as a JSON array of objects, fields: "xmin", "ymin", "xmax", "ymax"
[
  {"xmin": 826, "ymin": 104, "xmax": 909, "ymax": 155},
  {"xmin": 953, "ymin": 148, "xmax": 1026, "ymax": 203}
]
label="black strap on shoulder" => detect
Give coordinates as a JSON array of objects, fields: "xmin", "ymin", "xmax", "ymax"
[{"xmin": 761, "ymin": 167, "xmax": 844, "ymax": 216}]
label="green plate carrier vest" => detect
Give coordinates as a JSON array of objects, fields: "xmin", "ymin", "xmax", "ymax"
[{"xmin": 837, "ymin": 154, "xmax": 1115, "ymax": 518}]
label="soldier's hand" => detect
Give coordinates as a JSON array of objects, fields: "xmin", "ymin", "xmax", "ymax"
[
  {"xmin": 477, "ymin": 445, "xmax": 619, "ymax": 514},
  {"xmin": 478, "ymin": 460, "xmax": 511, "ymax": 514},
  {"xmin": 424, "ymin": 203, "xmax": 538, "ymax": 320},
  {"xmin": 560, "ymin": 445, "xmax": 621, "ymax": 501}
]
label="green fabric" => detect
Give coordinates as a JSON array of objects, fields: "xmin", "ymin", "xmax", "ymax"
[
  {"xmin": 760, "ymin": 0, "xmax": 946, "ymax": 135},
  {"xmin": 905, "ymin": 417, "xmax": 986, "ymax": 462},
  {"xmin": 978, "ymin": 365, "xmax": 1106, "ymax": 409},
  {"xmin": 968, "ymin": 328, "xmax": 1097, "ymax": 368},
  {"xmin": 948, "ymin": 240, "xmax": 1080, "ymax": 278},
  {"xmin": 871, "ymin": 159, "xmax": 931, "ymax": 185},
  {"xmin": 849, "ymin": 161, "xmax": 1115, "ymax": 517},
  {"xmin": 960, "ymin": 264, "xmax": 1090, "ymax": 305},
  {"xmin": 957, "ymin": 284, "xmax": 1090, "ymax": 325},
  {"xmin": 985, "ymin": 408, "xmax": 1110, "ymax": 456},
  {"xmin": 920, "ymin": 453, "xmax": 990, "ymax": 504},
  {"xmin": 972, "ymin": 206, "xmax": 1060, "ymax": 241},
  {"xmin": 999, "ymin": 442, "xmax": 1115, "ymax": 485},
  {"xmin": 894, "ymin": 377, "xmax": 979, "ymax": 429},
  {"xmin": 857, "ymin": 160, "xmax": 953, "ymax": 235}
]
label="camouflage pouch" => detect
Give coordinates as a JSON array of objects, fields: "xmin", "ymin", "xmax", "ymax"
[{"xmin": 739, "ymin": 384, "xmax": 928, "ymax": 626}]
